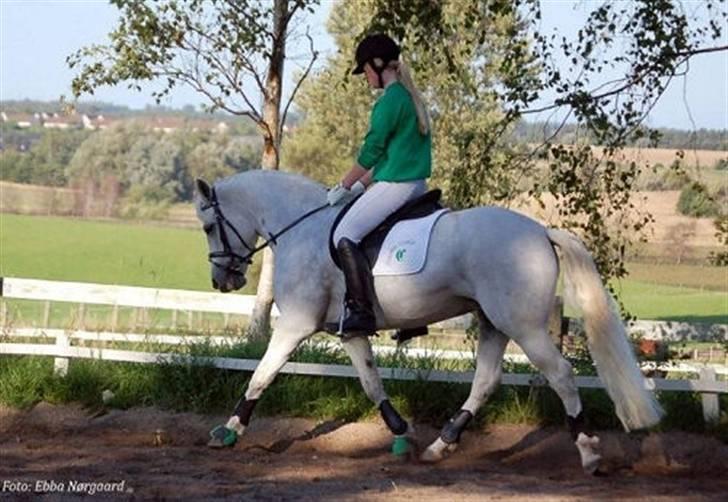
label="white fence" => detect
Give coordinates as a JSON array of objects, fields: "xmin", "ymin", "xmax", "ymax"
[{"xmin": 1, "ymin": 277, "xmax": 726, "ymax": 424}]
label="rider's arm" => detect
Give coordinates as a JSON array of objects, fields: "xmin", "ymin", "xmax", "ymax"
[
  {"xmin": 356, "ymin": 92, "xmax": 400, "ymax": 172},
  {"xmin": 341, "ymin": 164, "xmax": 373, "ymax": 189}
]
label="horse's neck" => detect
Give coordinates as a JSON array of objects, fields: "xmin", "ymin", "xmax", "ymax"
[{"xmin": 222, "ymin": 171, "xmax": 329, "ymax": 240}]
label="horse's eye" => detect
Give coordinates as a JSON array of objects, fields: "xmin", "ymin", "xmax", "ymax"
[{"xmin": 203, "ymin": 224, "xmax": 214, "ymax": 234}]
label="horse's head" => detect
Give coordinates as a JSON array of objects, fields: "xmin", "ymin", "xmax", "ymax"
[{"xmin": 195, "ymin": 178, "xmax": 256, "ymax": 293}]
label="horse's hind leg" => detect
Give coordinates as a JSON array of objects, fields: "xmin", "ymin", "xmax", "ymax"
[
  {"xmin": 512, "ymin": 328, "xmax": 602, "ymax": 474},
  {"xmin": 422, "ymin": 312, "xmax": 509, "ymax": 462},
  {"xmin": 342, "ymin": 336, "xmax": 411, "ymax": 440}
]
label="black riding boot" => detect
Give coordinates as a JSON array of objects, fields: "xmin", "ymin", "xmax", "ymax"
[{"xmin": 336, "ymin": 238, "xmax": 376, "ymax": 335}]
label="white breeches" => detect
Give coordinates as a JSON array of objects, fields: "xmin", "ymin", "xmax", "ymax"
[{"xmin": 333, "ymin": 179, "xmax": 427, "ymax": 246}]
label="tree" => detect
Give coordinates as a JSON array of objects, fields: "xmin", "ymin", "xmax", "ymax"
[
  {"xmin": 68, "ymin": 0, "xmax": 321, "ymax": 339},
  {"xmin": 664, "ymin": 222, "xmax": 696, "ymax": 265}
]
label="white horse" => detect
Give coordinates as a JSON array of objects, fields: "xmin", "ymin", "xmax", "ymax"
[{"xmin": 195, "ymin": 169, "xmax": 663, "ymax": 473}]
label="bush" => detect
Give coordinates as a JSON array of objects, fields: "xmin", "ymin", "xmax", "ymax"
[
  {"xmin": 677, "ymin": 182, "xmax": 720, "ymax": 218},
  {"xmin": 640, "ymin": 162, "xmax": 688, "ymax": 191},
  {"xmin": 714, "ymin": 158, "xmax": 728, "ymax": 171}
]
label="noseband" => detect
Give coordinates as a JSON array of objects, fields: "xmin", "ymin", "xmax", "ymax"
[{"xmin": 201, "ymin": 185, "xmax": 329, "ymax": 276}]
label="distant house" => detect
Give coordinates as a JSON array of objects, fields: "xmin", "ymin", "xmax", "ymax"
[
  {"xmin": 43, "ymin": 112, "xmax": 82, "ymax": 130},
  {"xmin": 1, "ymin": 111, "xmax": 41, "ymax": 129},
  {"xmin": 139, "ymin": 116, "xmax": 232, "ymax": 134},
  {"xmin": 82, "ymin": 114, "xmax": 112, "ymax": 130}
]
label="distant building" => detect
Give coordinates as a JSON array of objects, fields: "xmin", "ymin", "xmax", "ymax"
[{"xmin": 1, "ymin": 111, "xmax": 41, "ymax": 129}]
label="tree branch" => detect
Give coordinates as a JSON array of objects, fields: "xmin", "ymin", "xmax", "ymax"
[{"xmin": 280, "ymin": 29, "xmax": 318, "ymax": 138}]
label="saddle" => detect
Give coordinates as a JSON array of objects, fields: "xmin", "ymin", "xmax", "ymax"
[
  {"xmin": 328, "ymin": 189, "xmax": 443, "ymax": 344},
  {"xmin": 328, "ymin": 189, "xmax": 443, "ymax": 269}
]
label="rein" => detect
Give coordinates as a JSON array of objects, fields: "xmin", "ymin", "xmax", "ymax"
[{"xmin": 202, "ymin": 186, "xmax": 329, "ymax": 274}]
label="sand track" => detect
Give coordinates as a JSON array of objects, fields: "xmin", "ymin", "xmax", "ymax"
[{"xmin": 1, "ymin": 403, "xmax": 726, "ymax": 501}]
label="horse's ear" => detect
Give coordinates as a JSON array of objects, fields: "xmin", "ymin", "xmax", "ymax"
[{"xmin": 196, "ymin": 178, "xmax": 212, "ymax": 202}]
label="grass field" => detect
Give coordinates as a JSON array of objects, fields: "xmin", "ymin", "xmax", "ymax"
[
  {"xmin": 0, "ymin": 213, "xmax": 255, "ymax": 293},
  {"xmin": 1, "ymin": 213, "xmax": 725, "ymax": 324}
]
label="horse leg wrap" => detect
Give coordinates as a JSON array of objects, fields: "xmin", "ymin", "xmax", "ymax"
[
  {"xmin": 567, "ymin": 411, "xmax": 588, "ymax": 441},
  {"xmin": 233, "ymin": 398, "xmax": 258, "ymax": 427},
  {"xmin": 379, "ymin": 399, "xmax": 408, "ymax": 436},
  {"xmin": 440, "ymin": 409, "xmax": 473, "ymax": 444}
]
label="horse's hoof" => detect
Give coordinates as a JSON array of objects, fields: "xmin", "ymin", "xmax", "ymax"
[
  {"xmin": 420, "ymin": 437, "xmax": 457, "ymax": 463},
  {"xmin": 208, "ymin": 425, "xmax": 237, "ymax": 448},
  {"xmin": 391, "ymin": 435, "xmax": 411, "ymax": 456},
  {"xmin": 575, "ymin": 432, "xmax": 602, "ymax": 474}
]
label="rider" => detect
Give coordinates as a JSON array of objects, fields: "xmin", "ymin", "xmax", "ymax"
[{"xmin": 327, "ymin": 33, "xmax": 432, "ymax": 335}]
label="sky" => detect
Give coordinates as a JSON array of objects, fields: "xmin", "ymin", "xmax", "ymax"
[{"xmin": 1, "ymin": 0, "xmax": 726, "ymax": 130}]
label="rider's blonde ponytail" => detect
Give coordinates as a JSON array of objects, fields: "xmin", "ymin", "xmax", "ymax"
[{"xmin": 393, "ymin": 61, "xmax": 430, "ymax": 136}]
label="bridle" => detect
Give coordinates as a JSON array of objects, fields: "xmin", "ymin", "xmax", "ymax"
[{"xmin": 201, "ymin": 185, "xmax": 329, "ymax": 276}]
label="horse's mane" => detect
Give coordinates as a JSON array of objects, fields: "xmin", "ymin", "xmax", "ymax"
[
  {"xmin": 216, "ymin": 169, "xmax": 328, "ymax": 219},
  {"xmin": 221, "ymin": 169, "xmax": 325, "ymax": 195}
]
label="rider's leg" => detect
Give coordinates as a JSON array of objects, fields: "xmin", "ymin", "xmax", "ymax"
[
  {"xmin": 336, "ymin": 237, "xmax": 376, "ymax": 333},
  {"xmin": 332, "ymin": 180, "xmax": 427, "ymax": 335}
]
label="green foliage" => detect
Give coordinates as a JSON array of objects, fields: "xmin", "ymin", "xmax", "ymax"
[
  {"xmin": 709, "ymin": 215, "xmax": 728, "ymax": 266},
  {"xmin": 63, "ymin": 122, "xmax": 261, "ymax": 211},
  {"xmin": 715, "ymin": 158, "xmax": 728, "ymax": 171},
  {"xmin": 677, "ymin": 182, "xmax": 721, "ymax": 218},
  {"xmin": 0, "ymin": 357, "xmax": 53, "ymax": 409},
  {"xmin": 0, "ymin": 128, "xmax": 90, "ymax": 186}
]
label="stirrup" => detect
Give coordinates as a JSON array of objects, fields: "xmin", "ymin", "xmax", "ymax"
[
  {"xmin": 324, "ymin": 307, "xmax": 377, "ymax": 339},
  {"xmin": 391, "ymin": 326, "xmax": 428, "ymax": 346}
]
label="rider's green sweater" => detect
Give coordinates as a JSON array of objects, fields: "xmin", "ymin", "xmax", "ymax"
[{"xmin": 357, "ymin": 82, "xmax": 432, "ymax": 182}]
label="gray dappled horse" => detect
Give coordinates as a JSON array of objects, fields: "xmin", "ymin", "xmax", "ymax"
[{"xmin": 195, "ymin": 170, "xmax": 663, "ymax": 473}]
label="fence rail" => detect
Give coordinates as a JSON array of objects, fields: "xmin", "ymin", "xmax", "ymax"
[
  {"xmin": 1, "ymin": 277, "xmax": 726, "ymax": 424},
  {"xmin": 2, "ymin": 341, "xmax": 726, "ymax": 394}
]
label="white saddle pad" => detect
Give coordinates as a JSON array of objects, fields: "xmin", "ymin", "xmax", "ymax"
[{"xmin": 372, "ymin": 209, "xmax": 449, "ymax": 276}]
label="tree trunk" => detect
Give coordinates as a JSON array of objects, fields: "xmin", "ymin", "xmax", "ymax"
[{"xmin": 247, "ymin": 0, "xmax": 288, "ymax": 341}]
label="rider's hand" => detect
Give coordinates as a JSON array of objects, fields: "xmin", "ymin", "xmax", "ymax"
[
  {"xmin": 327, "ymin": 184, "xmax": 349, "ymax": 206},
  {"xmin": 327, "ymin": 181, "xmax": 365, "ymax": 206}
]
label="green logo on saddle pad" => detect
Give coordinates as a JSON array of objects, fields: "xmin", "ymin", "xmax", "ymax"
[{"xmin": 395, "ymin": 248, "xmax": 407, "ymax": 262}]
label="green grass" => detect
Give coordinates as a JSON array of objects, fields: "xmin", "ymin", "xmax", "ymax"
[
  {"xmin": 0, "ymin": 212, "xmax": 260, "ymax": 293},
  {"xmin": 611, "ymin": 280, "xmax": 727, "ymax": 324}
]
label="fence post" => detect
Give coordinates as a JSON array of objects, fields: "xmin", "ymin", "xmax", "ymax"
[
  {"xmin": 699, "ymin": 367, "xmax": 720, "ymax": 425},
  {"xmin": 43, "ymin": 301, "xmax": 51, "ymax": 327},
  {"xmin": 77, "ymin": 304, "xmax": 86, "ymax": 329},
  {"xmin": 54, "ymin": 331, "xmax": 70, "ymax": 377},
  {"xmin": 111, "ymin": 305, "xmax": 119, "ymax": 332}
]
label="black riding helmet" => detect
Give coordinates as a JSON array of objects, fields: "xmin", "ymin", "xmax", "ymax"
[{"xmin": 352, "ymin": 34, "xmax": 400, "ymax": 87}]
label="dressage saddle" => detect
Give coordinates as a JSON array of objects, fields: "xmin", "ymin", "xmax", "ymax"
[
  {"xmin": 328, "ymin": 189, "xmax": 443, "ymax": 269},
  {"xmin": 328, "ymin": 189, "xmax": 443, "ymax": 344}
]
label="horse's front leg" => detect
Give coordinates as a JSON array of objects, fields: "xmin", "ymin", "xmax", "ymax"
[
  {"xmin": 209, "ymin": 318, "xmax": 313, "ymax": 447},
  {"xmin": 341, "ymin": 336, "xmax": 413, "ymax": 454}
]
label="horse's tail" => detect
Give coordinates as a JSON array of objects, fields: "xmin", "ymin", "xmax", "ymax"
[{"xmin": 546, "ymin": 228, "xmax": 663, "ymax": 431}]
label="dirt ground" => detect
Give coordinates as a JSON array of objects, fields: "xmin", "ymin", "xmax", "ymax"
[{"xmin": 1, "ymin": 403, "xmax": 727, "ymax": 501}]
